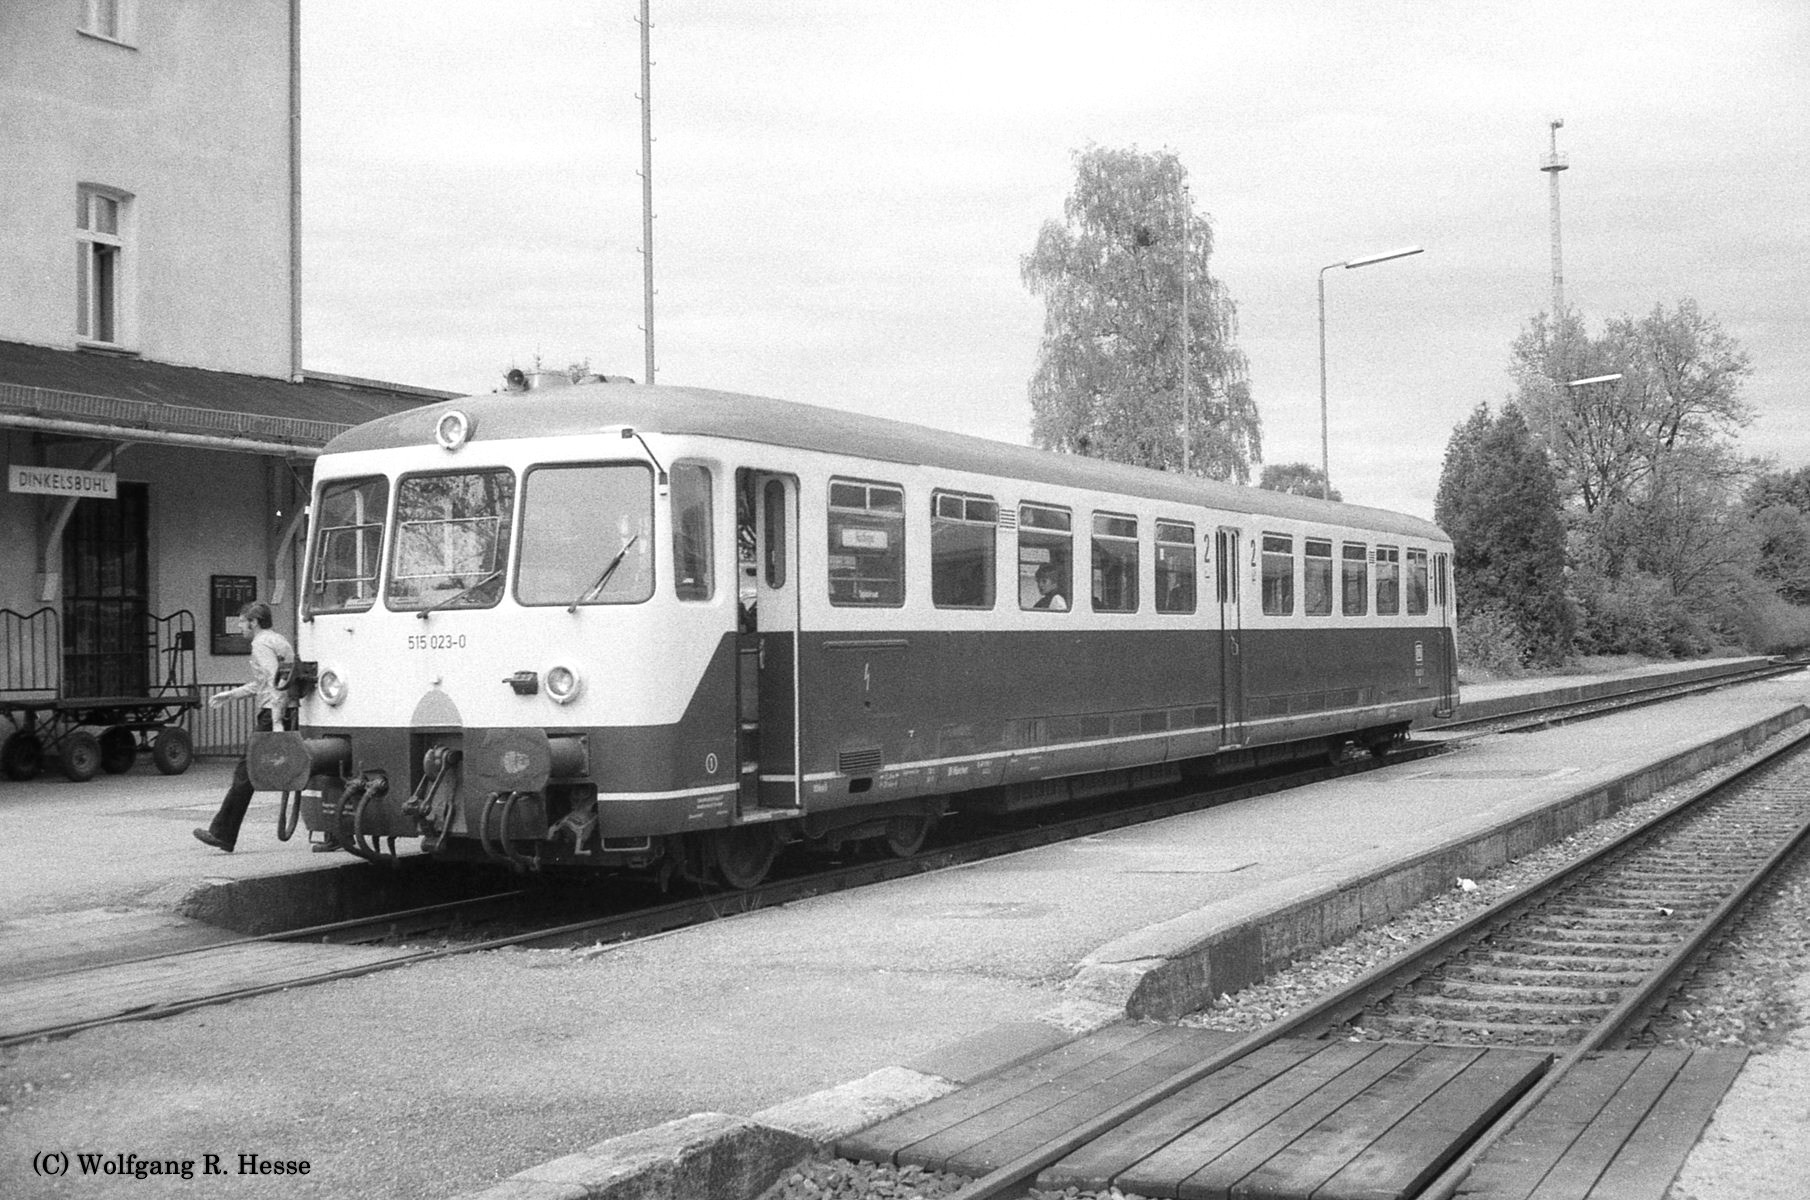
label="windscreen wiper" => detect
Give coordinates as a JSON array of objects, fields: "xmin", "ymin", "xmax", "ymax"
[
  {"xmin": 415, "ymin": 569, "xmax": 502, "ymax": 620},
  {"xmin": 569, "ymin": 535, "xmax": 639, "ymax": 613}
]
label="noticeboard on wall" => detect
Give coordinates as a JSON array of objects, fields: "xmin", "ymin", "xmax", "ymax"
[{"xmin": 211, "ymin": 574, "xmax": 258, "ymax": 655}]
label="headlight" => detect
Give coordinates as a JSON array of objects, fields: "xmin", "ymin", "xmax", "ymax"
[
  {"xmin": 318, "ymin": 668, "xmax": 348, "ymax": 706},
  {"xmin": 544, "ymin": 664, "xmax": 582, "ymax": 705},
  {"xmin": 434, "ymin": 409, "xmax": 474, "ymax": 451}
]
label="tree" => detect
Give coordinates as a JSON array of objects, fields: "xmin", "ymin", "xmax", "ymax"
[
  {"xmin": 1258, "ymin": 463, "xmax": 1340, "ymax": 502},
  {"xmin": 1435, "ymin": 404, "xmax": 1573, "ymax": 664},
  {"xmin": 1511, "ymin": 301, "xmax": 1753, "ymax": 522},
  {"xmin": 1745, "ymin": 465, "xmax": 1810, "ymax": 604},
  {"xmin": 1022, "ymin": 145, "xmax": 1261, "ymax": 482}
]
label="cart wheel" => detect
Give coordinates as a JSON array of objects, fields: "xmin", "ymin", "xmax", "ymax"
[
  {"xmin": 2, "ymin": 731, "xmax": 45, "ymax": 782},
  {"xmin": 61, "ymin": 730, "xmax": 102, "ymax": 782},
  {"xmin": 152, "ymin": 727, "xmax": 194, "ymax": 775},
  {"xmin": 100, "ymin": 727, "xmax": 138, "ymax": 774}
]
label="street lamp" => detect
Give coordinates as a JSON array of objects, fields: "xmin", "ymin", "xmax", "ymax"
[{"xmin": 1317, "ymin": 245, "xmax": 1424, "ymax": 500}]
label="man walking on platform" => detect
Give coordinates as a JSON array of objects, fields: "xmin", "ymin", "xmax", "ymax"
[{"xmin": 193, "ymin": 602, "xmax": 291, "ymax": 853}]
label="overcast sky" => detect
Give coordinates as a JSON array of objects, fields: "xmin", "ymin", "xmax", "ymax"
[{"xmin": 300, "ymin": 1, "xmax": 1809, "ymax": 519}]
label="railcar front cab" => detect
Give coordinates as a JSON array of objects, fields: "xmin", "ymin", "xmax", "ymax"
[{"xmin": 253, "ymin": 410, "xmax": 779, "ymax": 883}]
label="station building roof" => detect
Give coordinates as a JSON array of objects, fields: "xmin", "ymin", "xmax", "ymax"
[{"xmin": 0, "ymin": 339, "xmax": 455, "ymax": 457}]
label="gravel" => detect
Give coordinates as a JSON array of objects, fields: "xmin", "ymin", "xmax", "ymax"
[{"xmin": 760, "ymin": 726, "xmax": 1810, "ymax": 1200}]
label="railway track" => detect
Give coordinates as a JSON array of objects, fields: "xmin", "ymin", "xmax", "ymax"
[
  {"xmin": 0, "ymin": 741, "xmax": 1445, "ymax": 1049},
  {"xmin": 5, "ymin": 669, "xmax": 1789, "ymax": 1057},
  {"xmin": 851, "ymin": 722, "xmax": 1810, "ymax": 1200}
]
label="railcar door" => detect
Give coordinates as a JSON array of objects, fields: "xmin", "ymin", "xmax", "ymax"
[
  {"xmin": 744, "ymin": 472, "xmax": 802, "ymax": 809},
  {"xmin": 1215, "ymin": 527, "xmax": 1246, "ymax": 745},
  {"xmin": 1433, "ymin": 551, "xmax": 1457, "ymax": 716}
]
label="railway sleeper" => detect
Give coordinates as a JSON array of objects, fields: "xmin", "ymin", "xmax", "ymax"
[
  {"xmin": 1347, "ymin": 1014, "xmax": 1599, "ymax": 1046},
  {"xmin": 1386, "ymin": 997, "xmax": 1618, "ymax": 1027},
  {"xmin": 1492, "ymin": 929, "xmax": 1677, "ymax": 949},
  {"xmin": 1435, "ymin": 982, "xmax": 1626, "ymax": 1006},
  {"xmin": 1441, "ymin": 963, "xmax": 1651, "ymax": 986},
  {"xmin": 1478, "ymin": 949, "xmax": 1669, "ymax": 972}
]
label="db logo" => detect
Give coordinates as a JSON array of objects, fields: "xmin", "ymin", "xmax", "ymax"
[{"xmin": 501, "ymin": 749, "xmax": 532, "ymax": 776}]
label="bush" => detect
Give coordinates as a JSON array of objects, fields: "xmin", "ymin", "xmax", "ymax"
[
  {"xmin": 1456, "ymin": 606, "xmax": 1535, "ymax": 678},
  {"xmin": 1572, "ymin": 570, "xmax": 1713, "ymax": 657}
]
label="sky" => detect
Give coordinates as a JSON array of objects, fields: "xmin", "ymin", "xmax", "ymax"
[{"xmin": 299, "ymin": 1, "xmax": 1810, "ymax": 520}]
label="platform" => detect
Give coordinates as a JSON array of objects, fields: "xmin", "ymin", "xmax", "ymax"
[{"xmin": 0, "ymin": 656, "xmax": 1798, "ymax": 1200}]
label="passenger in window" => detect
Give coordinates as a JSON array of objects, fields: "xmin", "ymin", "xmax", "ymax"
[{"xmin": 1034, "ymin": 563, "xmax": 1069, "ymax": 611}]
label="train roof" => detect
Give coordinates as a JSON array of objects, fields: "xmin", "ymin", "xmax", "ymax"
[{"xmin": 325, "ymin": 383, "xmax": 1449, "ymax": 541}]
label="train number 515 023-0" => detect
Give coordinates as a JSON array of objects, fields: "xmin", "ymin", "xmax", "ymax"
[{"xmin": 406, "ymin": 633, "xmax": 468, "ymax": 651}]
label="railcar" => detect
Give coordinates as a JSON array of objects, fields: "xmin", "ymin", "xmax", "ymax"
[{"xmin": 251, "ymin": 383, "xmax": 1458, "ymax": 887}]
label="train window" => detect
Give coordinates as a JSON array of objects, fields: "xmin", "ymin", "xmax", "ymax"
[
  {"xmin": 1375, "ymin": 545, "xmax": 1401, "ymax": 615},
  {"xmin": 671, "ymin": 463, "xmax": 714, "ymax": 602},
  {"xmin": 1261, "ymin": 534, "xmax": 1294, "ymax": 616},
  {"xmin": 1304, "ymin": 539, "xmax": 1334, "ymax": 616},
  {"xmin": 1091, "ymin": 512, "xmax": 1139, "ymax": 613},
  {"xmin": 1341, "ymin": 543, "xmax": 1368, "ymax": 616},
  {"xmin": 388, "ymin": 468, "xmax": 516, "ymax": 612},
  {"xmin": 1155, "ymin": 520, "xmax": 1196, "ymax": 614},
  {"xmin": 307, "ymin": 475, "xmax": 388, "ymax": 615},
  {"xmin": 931, "ymin": 490, "xmax": 996, "ymax": 609},
  {"xmin": 1406, "ymin": 548, "xmax": 1429, "ymax": 615},
  {"xmin": 763, "ymin": 478, "xmax": 787, "ymax": 589},
  {"xmin": 828, "ymin": 478, "xmax": 904, "ymax": 606},
  {"xmin": 518, "ymin": 464, "xmax": 653, "ymax": 607},
  {"xmin": 1434, "ymin": 551, "xmax": 1450, "ymax": 608},
  {"xmin": 1018, "ymin": 503, "xmax": 1072, "ymax": 611}
]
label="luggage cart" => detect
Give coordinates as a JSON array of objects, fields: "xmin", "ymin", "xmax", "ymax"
[{"xmin": 0, "ymin": 607, "xmax": 201, "ymax": 782}]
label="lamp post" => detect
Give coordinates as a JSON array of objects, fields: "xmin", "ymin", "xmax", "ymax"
[{"xmin": 1316, "ymin": 245, "xmax": 1424, "ymax": 500}]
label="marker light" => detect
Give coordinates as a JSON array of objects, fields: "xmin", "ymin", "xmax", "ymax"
[
  {"xmin": 318, "ymin": 668, "xmax": 349, "ymax": 707},
  {"xmin": 434, "ymin": 409, "xmax": 474, "ymax": 451},
  {"xmin": 544, "ymin": 664, "xmax": 582, "ymax": 705}
]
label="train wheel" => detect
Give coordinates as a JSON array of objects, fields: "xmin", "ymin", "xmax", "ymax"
[
  {"xmin": 883, "ymin": 814, "xmax": 933, "ymax": 858},
  {"xmin": 711, "ymin": 825, "xmax": 779, "ymax": 890},
  {"xmin": 1, "ymin": 731, "xmax": 44, "ymax": 782},
  {"xmin": 152, "ymin": 727, "xmax": 194, "ymax": 775},
  {"xmin": 99, "ymin": 727, "xmax": 138, "ymax": 774},
  {"xmin": 61, "ymin": 731, "xmax": 102, "ymax": 782}
]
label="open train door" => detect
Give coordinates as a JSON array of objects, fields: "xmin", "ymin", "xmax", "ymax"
[
  {"xmin": 739, "ymin": 471, "xmax": 802, "ymax": 811},
  {"xmin": 1215, "ymin": 527, "xmax": 1245, "ymax": 746},
  {"xmin": 1433, "ymin": 550, "xmax": 1458, "ymax": 717}
]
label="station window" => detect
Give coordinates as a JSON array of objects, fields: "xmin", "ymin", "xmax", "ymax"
[
  {"xmin": 517, "ymin": 464, "xmax": 653, "ymax": 607},
  {"xmin": 1304, "ymin": 538, "xmax": 1334, "ymax": 616},
  {"xmin": 77, "ymin": 185, "xmax": 130, "ymax": 345},
  {"xmin": 1375, "ymin": 545, "xmax": 1401, "ymax": 616},
  {"xmin": 1091, "ymin": 512, "xmax": 1139, "ymax": 613},
  {"xmin": 307, "ymin": 476, "xmax": 389, "ymax": 615},
  {"xmin": 828, "ymin": 478, "xmax": 905, "ymax": 606},
  {"xmin": 1155, "ymin": 520, "xmax": 1196, "ymax": 614},
  {"xmin": 1261, "ymin": 534, "xmax": 1294, "ymax": 616},
  {"xmin": 1018, "ymin": 503, "xmax": 1072, "ymax": 611},
  {"xmin": 1341, "ymin": 543, "xmax": 1368, "ymax": 616},
  {"xmin": 80, "ymin": 0, "xmax": 134, "ymax": 44},
  {"xmin": 931, "ymin": 491, "xmax": 996, "ymax": 609},
  {"xmin": 389, "ymin": 468, "xmax": 517, "ymax": 612},
  {"xmin": 1406, "ymin": 548, "xmax": 1430, "ymax": 615},
  {"xmin": 671, "ymin": 463, "xmax": 713, "ymax": 602}
]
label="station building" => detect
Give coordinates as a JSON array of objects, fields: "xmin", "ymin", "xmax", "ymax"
[{"xmin": 1, "ymin": 1, "xmax": 450, "ymax": 747}]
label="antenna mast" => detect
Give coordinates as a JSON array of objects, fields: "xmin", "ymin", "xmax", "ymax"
[
  {"xmin": 1540, "ymin": 118, "xmax": 1568, "ymax": 317},
  {"xmin": 638, "ymin": 0, "xmax": 656, "ymax": 384}
]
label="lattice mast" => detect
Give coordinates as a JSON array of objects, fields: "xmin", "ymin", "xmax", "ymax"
[{"xmin": 1541, "ymin": 118, "xmax": 1569, "ymax": 317}]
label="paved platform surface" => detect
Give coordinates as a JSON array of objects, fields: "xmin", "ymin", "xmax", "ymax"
[{"xmin": 0, "ymin": 657, "xmax": 1798, "ymax": 1199}]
